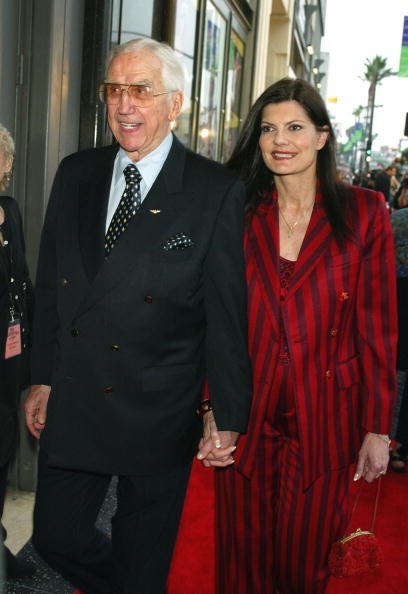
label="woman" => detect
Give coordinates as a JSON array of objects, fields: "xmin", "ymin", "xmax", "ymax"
[
  {"xmin": 199, "ymin": 79, "xmax": 397, "ymax": 594},
  {"xmin": 0, "ymin": 123, "xmax": 34, "ymax": 578}
]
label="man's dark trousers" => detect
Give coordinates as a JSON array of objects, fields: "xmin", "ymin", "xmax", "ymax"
[{"xmin": 33, "ymin": 450, "xmax": 191, "ymax": 594}]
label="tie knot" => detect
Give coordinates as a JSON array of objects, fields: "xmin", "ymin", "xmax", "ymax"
[{"xmin": 123, "ymin": 164, "xmax": 142, "ymax": 187}]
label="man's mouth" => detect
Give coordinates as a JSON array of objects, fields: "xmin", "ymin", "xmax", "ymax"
[{"xmin": 120, "ymin": 122, "xmax": 141, "ymax": 129}]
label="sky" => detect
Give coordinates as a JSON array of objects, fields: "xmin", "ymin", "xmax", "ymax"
[{"xmin": 320, "ymin": 0, "xmax": 408, "ymax": 151}]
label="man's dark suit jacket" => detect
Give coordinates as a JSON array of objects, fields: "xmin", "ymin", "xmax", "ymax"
[{"xmin": 30, "ymin": 135, "xmax": 252, "ymax": 476}]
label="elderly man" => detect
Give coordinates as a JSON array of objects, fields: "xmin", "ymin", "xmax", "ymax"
[{"xmin": 25, "ymin": 38, "xmax": 251, "ymax": 594}]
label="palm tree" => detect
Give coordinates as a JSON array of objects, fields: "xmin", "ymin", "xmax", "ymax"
[{"xmin": 362, "ymin": 56, "xmax": 394, "ymax": 168}]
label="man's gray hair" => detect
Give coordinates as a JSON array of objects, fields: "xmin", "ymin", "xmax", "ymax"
[{"xmin": 105, "ymin": 38, "xmax": 185, "ymax": 94}]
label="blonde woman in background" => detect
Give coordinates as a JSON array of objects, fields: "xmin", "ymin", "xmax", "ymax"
[{"xmin": 0, "ymin": 123, "xmax": 34, "ymax": 579}]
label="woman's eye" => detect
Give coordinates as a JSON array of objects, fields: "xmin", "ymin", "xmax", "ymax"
[{"xmin": 261, "ymin": 125, "xmax": 273, "ymax": 133}]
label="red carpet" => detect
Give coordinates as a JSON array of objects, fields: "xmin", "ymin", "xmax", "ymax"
[
  {"xmin": 167, "ymin": 459, "xmax": 408, "ymax": 594},
  {"xmin": 73, "ymin": 459, "xmax": 408, "ymax": 594}
]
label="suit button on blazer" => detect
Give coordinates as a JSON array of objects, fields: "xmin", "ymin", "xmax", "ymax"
[
  {"xmin": 144, "ymin": 295, "xmax": 153, "ymax": 304},
  {"xmin": 110, "ymin": 344, "xmax": 120, "ymax": 351},
  {"xmin": 61, "ymin": 277, "xmax": 69, "ymax": 287},
  {"xmin": 71, "ymin": 328, "xmax": 80, "ymax": 337}
]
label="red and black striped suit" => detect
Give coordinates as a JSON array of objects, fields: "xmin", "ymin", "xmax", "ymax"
[{"xmin": 215, "ymin": 186, "xmax": 397, "ymax": 594}]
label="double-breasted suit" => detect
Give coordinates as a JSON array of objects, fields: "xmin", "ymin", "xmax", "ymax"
[
  {"xmin": 30, "ymin": 134, "xmax": 251, "ymax": 594},
  {"xmin": 236, "ymin": 186, "xmax": 397, "ymax": 485},
  {"xmin": 31, "ymin": 135, "xmax": 251, "ymax": 475},
  {"xmin": 216, "ymin": 186, "xmax": 398, "ymax": 594}
]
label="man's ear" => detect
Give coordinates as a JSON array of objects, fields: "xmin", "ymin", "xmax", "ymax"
[{"xmin": 168, "ymin": 91, "xmax": 184, "ymax": 122}]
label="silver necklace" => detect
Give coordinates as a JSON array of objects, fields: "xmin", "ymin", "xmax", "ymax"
[{"xmin": 278, "ymin": 200, "xmax": 315, "ymax": 239}]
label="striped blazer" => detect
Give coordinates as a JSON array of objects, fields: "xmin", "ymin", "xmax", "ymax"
[{"xmin": 234, "ymin": 186, "xmax": 398, "ymax": 489}]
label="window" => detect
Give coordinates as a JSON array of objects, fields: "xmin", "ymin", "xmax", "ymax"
[
  {"xmin": 222, "ymin": 29, "xmax": 245, "ymax": 161},
  {"xmin": 173, "ymin": 0, "xmax": 199, "ymax": 147},
  {"xmin": 197, "ymin": 1, "xmax": 227, "ymax": 160}
]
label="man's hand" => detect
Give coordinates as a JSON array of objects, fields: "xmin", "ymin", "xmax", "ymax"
[
  {"xmin": 24, "ymin": 384, "xmax": 51, "ymax": 439},
  {"xmin": 197, "ymin": 410, "xmax": 239, "ymax": 468},
  {"xmin": 354, "ymin": 432, "xmax": 390, "ymax": 482}
]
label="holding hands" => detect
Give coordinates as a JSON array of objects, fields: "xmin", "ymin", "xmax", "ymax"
[{"xmin": 197, "ymin": 409, "xmax": 239, "ymax": 468}]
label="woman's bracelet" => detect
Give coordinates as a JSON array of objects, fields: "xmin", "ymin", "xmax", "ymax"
[{"xmin": 196, "ymin": 399, "xmax": 213, "ymax": 418}]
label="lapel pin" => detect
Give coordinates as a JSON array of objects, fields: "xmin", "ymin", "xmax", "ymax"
[{"xmin": 149, "ymin": 209, "xmax": 161, "ymax": 214}]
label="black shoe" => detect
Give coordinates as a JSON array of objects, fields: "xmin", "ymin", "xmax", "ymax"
[{"xmin": 4, "ymin": 547, "xmax": 36, "ymax": 579}]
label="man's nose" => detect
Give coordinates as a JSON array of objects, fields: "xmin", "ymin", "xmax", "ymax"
[{"xmin": 117, "ymin": 89, "xmax": 135, "ymax": 112}]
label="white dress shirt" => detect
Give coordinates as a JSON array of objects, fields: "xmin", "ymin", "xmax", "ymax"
[{"xmin": 105, "ymin": 133, "xmax": 173, "ymax": 232}]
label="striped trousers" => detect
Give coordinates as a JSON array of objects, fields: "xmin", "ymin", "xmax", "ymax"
[{"xmin": 215, "ymin": 362, "xmax": 354, "ymax": 594}]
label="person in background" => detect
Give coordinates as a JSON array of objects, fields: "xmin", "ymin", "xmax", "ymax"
[
  {"xmin": 390, "ymin": 201, "xmax": 408, "ymax": 472},
  {"xmin": 374, "ymin": 164, "xmax": 397, "ymax": 205},
  {"xmin": 0, "ymin": 123, "xmax": 34, "ymax": 579},
  {"xmin": 199, "ymin": 78, "xmax": 397, "ymax": 594},
  {"xmin": 24, "ymin": 38, "xmax": 251, "ymax": 594},
  {"xmin": 393, "ymin": 172, "xmax": 408, "ymax": 210}
]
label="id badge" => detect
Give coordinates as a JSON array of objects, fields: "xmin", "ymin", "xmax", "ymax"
[{"xmin": 4, "ymin": 318, "xmax": 22, "ymax": 359}]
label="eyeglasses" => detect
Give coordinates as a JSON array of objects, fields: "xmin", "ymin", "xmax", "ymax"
[{"xmin": 99, "ymin": 82, "xmax": 173, "ymax": 106}]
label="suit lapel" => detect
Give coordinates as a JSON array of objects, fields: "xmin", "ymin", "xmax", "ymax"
[
  {"xmin": 75, "ymin": 135, "xmax": 186, "ymax": 318},
  {"xmin": 248, "ymin": 192, "xmax": 335, "ymax": 326},
  {"xmin": 286, "ymin": 198, "xmax": 334, "ymax": 299},
  {"xmin": 247, "ymin": 199, "xmax": 281, "ymax": 337},
  {"xmin": 78, "ymin": 146, "xmax": 117, "ymax": 282}
]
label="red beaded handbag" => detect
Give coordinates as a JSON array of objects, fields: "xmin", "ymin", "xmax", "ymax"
[{"xmin": 328, "ymin": 478, "xmax": 383, "ymax": 578}]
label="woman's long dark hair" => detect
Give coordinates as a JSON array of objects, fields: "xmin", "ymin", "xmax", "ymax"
[{"xmin": 226, "ymin": 78, "xmax": 352, "ymax": 242}]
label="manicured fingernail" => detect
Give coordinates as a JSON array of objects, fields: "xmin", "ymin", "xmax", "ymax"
[
  {"xmin": 197, "ymin": 453, "xmax": 203, "ymax": 460},
  {"xmin": 215, "ymin": 441, "xmax": 221, "ymax": 448},
  {"xmin": 353, "ymin": 473, "xmax": 360, "ymax": 481},
  {"xmin": 232, "ymin": 445, "xmax": 237, "ymax": 451}
]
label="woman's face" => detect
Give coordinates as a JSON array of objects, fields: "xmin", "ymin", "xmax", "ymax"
[
  {"xmin": 259, "ymin": 100, "xmax": 328, "ymax": 178},
  {"xmin": 0, "ymin": 150, "xmax": 12, "ymax": 184}
]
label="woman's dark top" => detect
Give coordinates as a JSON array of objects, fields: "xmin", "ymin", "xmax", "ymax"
[{"xmin": 0, "ymin": 196, "xmax": 33, "ymax": 467}]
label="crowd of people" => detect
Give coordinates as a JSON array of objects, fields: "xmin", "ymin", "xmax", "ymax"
[{"xmin": 0, "ymin": 37, "xmax": 405, "ymax": 594}]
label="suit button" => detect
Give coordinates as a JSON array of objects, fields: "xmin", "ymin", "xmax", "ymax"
[
  {"xmin": 325, "ymin": 370, "xmax": 332, "ymax": 379},
  {"xmin": 61, "ymin": 277, "xmax": 69, "ymax": 287},
  {"xmin": 329, "ymin": 328, "xmax": 338, "ymax": 337},
  {"xmin": 110, "ymin": 344, "xmax": 119, "ymax": 351},
  {"xmin": 104, "ymin": 386, "xmax": 114, "ymax": 394},
  {"xmin": 144, "ymin": 295, "xmax": 153, "ymax": 304},
  {"xmin": 71, "ymin": 328, "xmax": 80, "ymax": 337}
]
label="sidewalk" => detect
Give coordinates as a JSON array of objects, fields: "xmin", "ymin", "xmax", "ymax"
[
  {"xmin": 3, "ymin": 487, "xmax": 35, "ymax": 555},
  {"xmin": 0, "ymin": 481, "xmax": 116, "ymax": 594}
]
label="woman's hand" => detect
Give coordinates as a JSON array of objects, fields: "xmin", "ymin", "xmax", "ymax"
[{"xmin": 354, "ymin": 432, "xmax": 390, "ymax": 482}]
